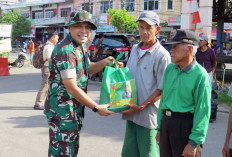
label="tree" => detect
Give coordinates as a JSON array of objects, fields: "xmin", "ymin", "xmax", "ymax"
[
  {"xmin": 106, "ymin": 8, "xmax": 138, "ymax": 34},
  {"xmin": 0, "ymin": 11, "xmax": 31, "ymax": 38}
]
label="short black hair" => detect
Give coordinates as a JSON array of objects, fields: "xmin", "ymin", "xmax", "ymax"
[
  {"xmin": 99, "ymin": 34, "xmax": 105, "ymax": 39},
  {"xmin": 47, "ymin": 32, "xmax": 58, "ymax": 40}
]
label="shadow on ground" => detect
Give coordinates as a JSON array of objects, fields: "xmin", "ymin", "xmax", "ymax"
[
  {"xmin": 0, "ymin": 73, "xmax": 41, "ymax": 94},
  {"xmin": 81, "ymin": 109, "xmax": 126, "ymax": 142},
  {"xmin": 0, "ymin": 73, "xmax": 102, "ymax": 94},
  {"xmin": 6, "ymin": 115, "xmax": 48, "ymax": 128},
  {"xmin": 0, "ymin": 106, "xmax": 33, "ymax": 110}
]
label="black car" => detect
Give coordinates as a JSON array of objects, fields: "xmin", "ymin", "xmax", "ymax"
[{"xmin": 88, "ymin": 33, "xmax": 133, "ymax": 66}]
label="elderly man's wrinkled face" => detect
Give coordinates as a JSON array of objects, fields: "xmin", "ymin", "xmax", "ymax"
[
  {"xmin": 138, "ymin": 21, "xmax": 160, "ymax": 44},
  {"xmin": 170, "ymin": 43, "xmax": 189, "ymax": 64},
  {"xmin": 68, "ymin": 22, "xmax": 91, "ymax": 45}
]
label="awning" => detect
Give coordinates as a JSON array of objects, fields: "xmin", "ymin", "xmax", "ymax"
[
  {"xmin": 211, "ymin": 29, "xmax": 232, "ymax": 40},
  {"xmin": 35, "ymin": 25, "xmax": 49, "ymax": 28}
]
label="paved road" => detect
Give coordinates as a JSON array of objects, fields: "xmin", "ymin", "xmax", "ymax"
[{"xmin": 0, "ymin": 66, "xmax": 229, "ymax": 157}]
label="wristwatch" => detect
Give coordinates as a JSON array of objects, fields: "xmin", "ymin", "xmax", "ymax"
[{"xmin": 92, "ymin": 105, "xmax": 99, "ymax": 112}]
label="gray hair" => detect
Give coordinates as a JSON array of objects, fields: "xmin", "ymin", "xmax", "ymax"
[{"xmin": 184, "ymin": 44, "xmax": 198, "ymax": 56}]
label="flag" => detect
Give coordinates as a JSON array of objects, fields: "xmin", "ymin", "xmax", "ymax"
[
  {"xmin": 192, "ymin": 11, "xmax": 201, "ymax": 24},
  {"xmin": 107, "ymin": 15, "xmax": 111, "ymax": 25}
]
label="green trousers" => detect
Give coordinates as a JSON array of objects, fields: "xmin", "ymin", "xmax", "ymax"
[{"xmin": 121, "ymin": 120, "xmax": 160, "ymax": 157}]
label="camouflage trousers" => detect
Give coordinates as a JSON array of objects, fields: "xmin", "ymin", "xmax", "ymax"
[{"xmin": 47, "ymin": 115, "xmax": 83, "ymax": 156}]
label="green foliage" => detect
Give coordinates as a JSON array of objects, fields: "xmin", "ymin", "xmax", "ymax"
[
  {"xmin": 106, "ymin": 8, "xmax": 138, "ymax": 34},
  {"xmin": 218, "ymin": 91, "xmax": 232, "ymax": 106},
  {"xmin": 0, "ymin": 11, "xmax": 32, "ymax": 38}
]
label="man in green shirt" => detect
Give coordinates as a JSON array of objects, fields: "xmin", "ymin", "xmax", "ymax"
[
  {"xmin": 44, "ymin": 11, "xmax": 120, "ymax": 157},
  {"xmin": 156, "ymin": 30, "xmax": 211, "ymax": 157}
]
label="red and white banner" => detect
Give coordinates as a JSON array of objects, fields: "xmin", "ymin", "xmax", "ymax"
[
  {"xmin": 195, "ymin": 23, "xmax": 205, "ymax": 37},
  {"xmin": 192, "ymin": 11, "xmax": 201, "ymax": 24}
]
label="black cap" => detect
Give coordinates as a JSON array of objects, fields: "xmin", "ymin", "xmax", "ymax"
[{"xmin": 165, "ymin": 29, "xmax": 199, "ymax": 45}]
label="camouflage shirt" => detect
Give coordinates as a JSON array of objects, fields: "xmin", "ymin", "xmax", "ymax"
[{"xmin": 44, "ymin": 34, "xmax": 90, "ymax": 120}]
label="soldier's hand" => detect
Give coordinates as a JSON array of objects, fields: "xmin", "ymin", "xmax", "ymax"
[
  {"xmin": 97, "ymin": 103, "xmax": 114, "ymax": 116},
  {"xmin": 105, "ymin": 56, "xmax": 115, "ymax": 66}
]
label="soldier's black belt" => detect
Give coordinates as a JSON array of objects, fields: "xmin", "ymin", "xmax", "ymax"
[{"xmin": 163, "ymin": 109, "xmax": 193, "ymax": 118}]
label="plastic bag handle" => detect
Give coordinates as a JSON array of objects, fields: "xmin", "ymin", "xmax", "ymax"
[{"xmin": 109, "ymin": 51, "xmax": 125, "ymax": 67}]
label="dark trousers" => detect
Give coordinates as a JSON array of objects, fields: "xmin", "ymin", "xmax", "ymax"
[
  {"xmin": 230, "ymin": 149, "xmax": 232, "ymax": 157},
  {"xmin": 160, "ymin": 111, "xmax": 194, "ymax": 157}
]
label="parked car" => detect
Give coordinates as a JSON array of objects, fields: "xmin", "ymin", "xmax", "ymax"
[{"xmin": 88, "ymin": 33, "xmax": 133, "ymax": 66}]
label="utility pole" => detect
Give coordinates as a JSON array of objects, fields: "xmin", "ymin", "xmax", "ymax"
[
  {"xmin": 88, "ymin": 0, "xmax": 91, "ymax": 13},
  {"xmin": 84, "ymin": 0, "xmax": 86, "ymax": 11},
  {"xmin": 122, "ymin": 0, "xmax": 125, "ymax": 9},
  {"xmin": 0, "ymin": 6, "xmax": 2, "ymax": 17}
]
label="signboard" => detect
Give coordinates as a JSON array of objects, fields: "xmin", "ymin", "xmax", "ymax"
[
  {"xmin": 168, "ymin": 16, "xmax": 181, "ymax": 26},
  {"xmin": 0, "ymin": 24, "xmax": 12, "ymax": 38},
  {"xmin": 97, "ymin": 25, "xmax": 115, "ymax": 33},
  {"xmin": 195, "ymin": 23, "xmax": 205, "ymax": 37},
  {"xmin": 224, "ymin": 23, "xmax": 232, "ymax": 30},
  {"xmin": 213, "ymin": 23, "xmax": 232, "ymax": 30},
  {"xmin": 0, "ymin": 38, "xmax": 12, "ymax": 55},
  {"xmin": 211, "ymin": 29, "xmax": 232, "ymax": 40},
  {"xmin": 98, "ymin": 16, "xmax": 107, "ymax": 24}
]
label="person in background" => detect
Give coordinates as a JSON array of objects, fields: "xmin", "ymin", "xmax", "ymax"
[
  {"xmin": 91, "ymin": 33, "xmax": 105, "ymax": 82},
  {"xmin": 33, "ymin": 32, "xmax": 59, "ymax": 110},
  {"xmin": 85, "ymin": 36, "xmax": 92, "ymax": 50},
  {"xmin": 164, "ymin": 30, "xmax": 176, "ymax": 52},
  {"xmin": 211, "ymin": 40, "xmax": 220, "ymax": 56},
  {"xmin": 196, "ymin": 34, "xmax": 216, "ymax": 82},
  {"xmin": 160, "ymin": 39, "xmax": 166, "ymax": 46},
  {"xmin": 121, "ymin": 11, "xmax": 171, "ymax": 157},
  {"xmin": 28, "ymin": 38, "xmax": 35, "ymax": 66},
  {"xmin": 156, "ymin": 29, "xmax": 211, "ymax": 157}
]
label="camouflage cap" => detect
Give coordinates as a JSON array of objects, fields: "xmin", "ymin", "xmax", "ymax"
[{"xmin": 65, "ymin": 10, "xmax": 97, "ymax": 30}]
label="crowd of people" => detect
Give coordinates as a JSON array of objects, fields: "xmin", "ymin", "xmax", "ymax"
[{"xmin": 29, "ymin": 9, "xmax": 232, "ymax": 157}]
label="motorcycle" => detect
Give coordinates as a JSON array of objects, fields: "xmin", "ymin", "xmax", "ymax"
[{"xmin": 9, "ymin": 46, "xmax": 27, "ymax": 68}]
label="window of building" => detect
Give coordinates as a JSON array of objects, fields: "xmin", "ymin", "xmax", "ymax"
[
  {"xmin": 82, "ymin": 2, "xmax": 93, "ymax": 14},
  {"xmin": 45, "ymin": 11, "xmax": 53, "ymax": 18},
  {"xmin": 121, "ymin": 0, "xmax": 135, "ymax": 12},
  {"xmin": 61, "ymin": 8, "xmax": 71, "ymax": 17},
  {"xmin": 167, "ymin": 0, "xmax": 173, "ymax": 10},
  {"xmin": 100, "ymin": 1, "xmax": 113, "ymax": 14},
  {"xmin": 45, "ymin": 9, "xmax": 57, "ymax": 18},
  {"xmin": 32, "ymin": 10, "xmax": 43, "ymax": 19},
  {"xmin": 144, "ymin": 0, "xmax": 159, "ymax": 11},
  {"xmin": 18, "ymin": 0, "xmax": 26, "ymax": 2}
]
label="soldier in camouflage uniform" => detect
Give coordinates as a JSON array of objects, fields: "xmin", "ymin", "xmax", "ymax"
[{"xmin": 44, "ymin": 10, "xmax": 118, "ymax": 157}]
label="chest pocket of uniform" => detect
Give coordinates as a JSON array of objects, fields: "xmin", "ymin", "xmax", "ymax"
[{"xmin": 74, "ymin": 48, "xmax": 88, "ymax": 82}]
